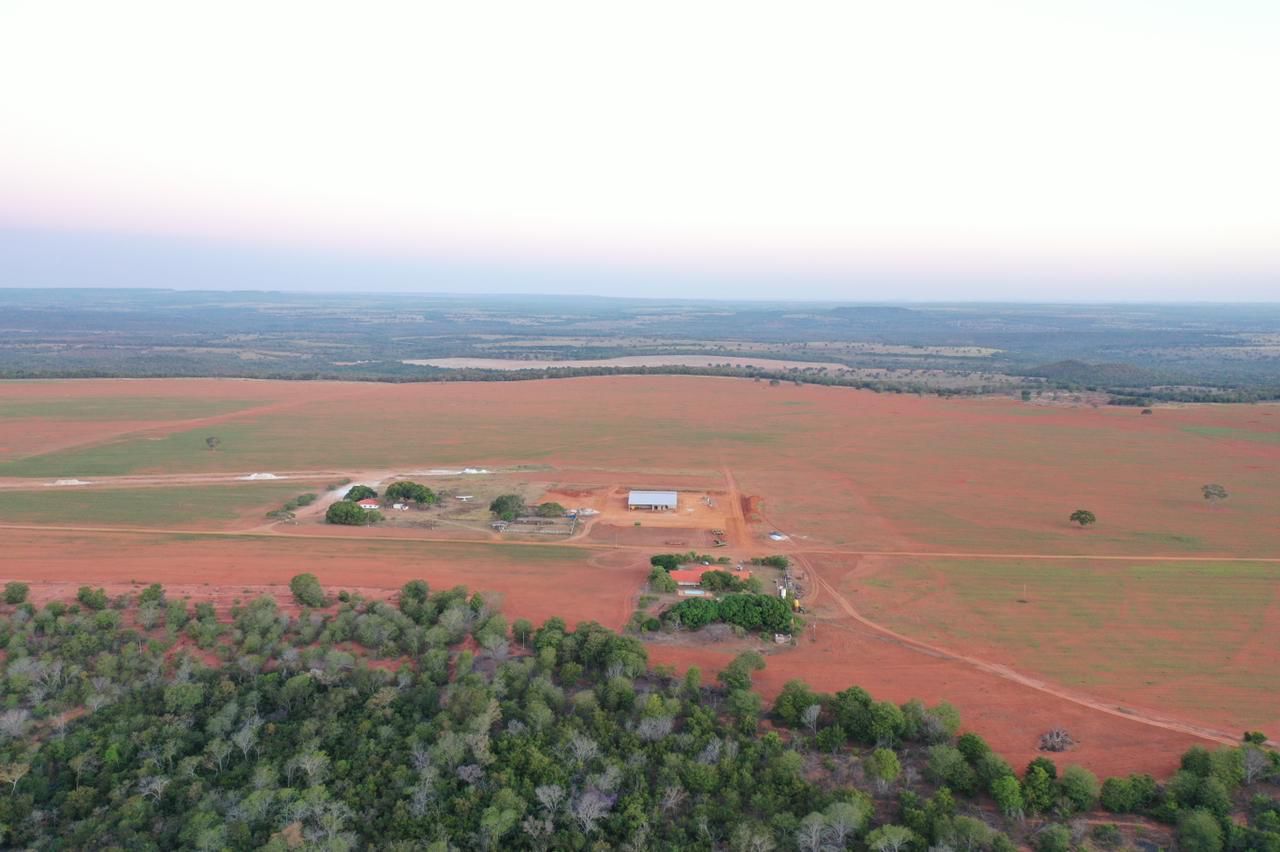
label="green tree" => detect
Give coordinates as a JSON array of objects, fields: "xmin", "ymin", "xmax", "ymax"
[
  {"xmin": 489, "ymin": 494, "xmax": 526, "ymax": 521},
  {"xmin": 1034, "ymin": 824, "xmax": 1072, "ymax": 852},
  {"xmin": 325, "ymin": 501, "xmax": 381, "ymax": 525},
  {"xmin": 384, "ymin": 481, "xmax": 437, "ymax": 505},
  {"xmin": 1201, "ymin": 483, "xmax": 1228, "ymax": 506},
  {"xmin": 991, "ymin": 774, "xmax": 1024, "ymax": 820},
  {"xmin": 1023, "ymin": 764, "xmax": 1056, "ymax": 814},
  {"xmin": 866, "ymin": 825, "xmax": 918, "ymax": 852},
  {"xmin": 534, "ymin": 502, "xmax": 565, "ymax": 517},
  {"xmin": 648, "ymin": 567, "xmax": 677, "ymax": 593},
  {"xmin": 718, "ymin": 651, "xmax": 766, "ymax": 691},
  {"xmin": 3, "ymin": 581, "xmax": 29, "ymax": 605},
  {"xmin": 76, "ymin": 586, "xmax": 108, "ymax": 610},
  {"xmin": 1058, "ymin": 765, "xmax": 1100, "ymax": 813},
  {"xmin": 1178, "ymin": 808, "xmax": 1224, "ymax": 852},
  {"xmin": 205, "ymin": 436, "xmax": 220, "ymax": 451},
  {"xmin": 864, "ymin": 748, "xmax": 902, "ymax": 794},
  {"xmin": 343, "ymin": 484, "xmax": 377, "ymax": 502},
  {"xmin": 927, "ymin": 745, "xmax": 977, "ymax": 795},
  {"xmin": 1069, "ymin": 508, "xmax": 1097, "ymax": 527},
  {"xmin": 289, "ymin": 573, "xmax": 326, "ymax": 608}
]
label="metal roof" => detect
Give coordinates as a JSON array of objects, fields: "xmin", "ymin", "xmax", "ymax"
[{"xmin": 627, "ymin": 490, "xmax": 678, "ymax": 507}]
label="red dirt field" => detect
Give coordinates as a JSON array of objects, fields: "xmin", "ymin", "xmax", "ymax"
[{"xmin": 2, "ymin": 529, "xmax": 648, "ymax": 631}]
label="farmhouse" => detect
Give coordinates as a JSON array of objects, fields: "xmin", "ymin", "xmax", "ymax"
[
  {"xmin": 357, "ymin": 498, "xmax": 380, "ymax": 510},
  {"xmin": 628, "ymin": 490, "xmax": 678, "ymax": 511}
]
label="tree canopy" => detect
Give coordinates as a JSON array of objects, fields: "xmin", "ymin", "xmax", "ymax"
[
  {"xmin": 384, "ymin": 481, "xmax": 437, "ymax": 505},
  {"xmin": 1069, "ymin": 509, "xmax": 1097, "ymax": 527},
  {"xmin": 343, "ymin": 484, "xmax": 377, "ymax": 502},
  {"xmin": 488, "ymin": 494, "xmax": 527, "ymax": 521},
  {"xmin": 325, "ymin": 501, "xmax": 382, "ymax": 526}
]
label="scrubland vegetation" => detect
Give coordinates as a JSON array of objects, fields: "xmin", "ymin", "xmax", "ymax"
[{"xmin": 0, "ymin": 579, "xmax": 1275, "ymax": 850}]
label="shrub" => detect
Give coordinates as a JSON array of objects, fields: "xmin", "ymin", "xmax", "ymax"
[
  {"xmin": 3, "ymin": 581, "xmax": 29, "ymax": 605},
  {"xmin": 289, "ymin": 573, "xmax": 326, "ymax": 608},
  {"xmin": 1178, "ymin": 808, "xmax": 1224, "ymax": 852},
  {"xmin": 1059, "ymin": 765, "xmax": 1100, "ymax": 813},
  {"xmin": 1035, "ymin": 825, "xmax": 1072, "ymax": 852},
  {"xmin": 76, "ymin": 586, "xmax": 109, "ymax": 610}
]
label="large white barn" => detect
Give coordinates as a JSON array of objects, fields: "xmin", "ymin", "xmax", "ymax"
[{"xmin": 627, "ymin": 490, "xmax": 678, "ymax": 511}]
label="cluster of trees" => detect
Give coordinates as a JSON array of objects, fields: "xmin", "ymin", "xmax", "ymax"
[
  {"xmin": 650, "ymin": 552, "xmax": 729, "ymax": 572},
  {"xmin": 664, "ymin": 593, "xmax": 795, "ymax": 634},
  {"xmin": 489, "ymin": 495, "xmax": 566, "ymax": 522},
  {"xmin": 751, "ymin": 555, "xmax": 791, "ymax": 569},
  {"xmin": 0, "ymin": 576, "xmax": 1276, "ymax": 850},
  {"xmin": 384, "ymin": 481, "xmax": 438, "ymax": 506}
]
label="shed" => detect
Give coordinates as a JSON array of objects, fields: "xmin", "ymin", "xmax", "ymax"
[
  {"xmin": 628, "ymin": 490, "xmax": 678, "ymax": 511},
  {"xmin": 357, "ymin": 499, "xmax": 381, "ymax": 510}
]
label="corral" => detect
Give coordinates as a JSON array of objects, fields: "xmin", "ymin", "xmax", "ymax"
[{"xmin": 1, "ymin": 374, "xmax": 1278, "ymax": 777}]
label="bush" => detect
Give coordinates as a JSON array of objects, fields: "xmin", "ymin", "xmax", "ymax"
[
  {"xmin": 534, "ymin": 502, "xmax": 565, "ymax": 517},
  {"xmin": 1090, "ymin": 823, "xmax": 1123, "ymax": 848},
  {"xmin": 1059, "ymin": 765, "xmax": 1100, "ymax": 813},
  {"xmin": 3, "ymin": 581, "xmax": 29, "ymax": 605},
  {"xmin": 648, "ymin": 568, "xmax": 677, "ymax": 593},
  {"xmin": 76, "ymin": 586, "xmax": 109, "ymax": 610},
  {"xmin": 289, "ymin": 573, "xmax": 326, "ymax": 608},
  {"xmin": 927, "ymin": 745, "xmax": 977, "ymax": 795},
  {"xmin": 1034, "ymin": 825, "xmax": 1072, "ymax": 852}
]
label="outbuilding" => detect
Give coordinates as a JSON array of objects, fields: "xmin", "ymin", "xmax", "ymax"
[
  {"xmin": 357, "ymin": 499, "xmax": 381, "ymax": 510},
  {"xmin": 628, "ymin": 490, "xmax": 678, "ymax": 511}
]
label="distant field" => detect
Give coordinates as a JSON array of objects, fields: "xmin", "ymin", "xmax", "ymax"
[
  {"xmin": 850, "ymin": 556, "xmax": 1280, "ymax": 735},
  {"xmin": 405, "ymin": 355, "xmax": 857, "ymax": 371},
  {"xmin": 0, "ymin": 482, "xmax": 315, "ymax": 528},
  {"xmin": 0, "ymin": 396, "xmax": 259, "ymax": 421}
]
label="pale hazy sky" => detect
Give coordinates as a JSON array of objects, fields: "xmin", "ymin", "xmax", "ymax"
[{"xmin": 1, "ymin": 1, "xmax": 1277, "ymax": 299}]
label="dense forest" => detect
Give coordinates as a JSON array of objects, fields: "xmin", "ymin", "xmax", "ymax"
[{"xmin": 0, "ymin": 576, "xmax": 1276, "ymax": 850}]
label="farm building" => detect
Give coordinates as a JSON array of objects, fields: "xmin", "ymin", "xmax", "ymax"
[
  {"xmin": 628, "ymin": 490, "xmax": 678, "ymax": 511},
  {"xmin": 356, "ymin": 499, "xmax": 381, "ymax": 510}
]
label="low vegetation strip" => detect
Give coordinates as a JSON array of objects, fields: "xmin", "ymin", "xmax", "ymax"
[{"xmin": 0, "ymin": 482, "xmax": 312, "ymax": 527}]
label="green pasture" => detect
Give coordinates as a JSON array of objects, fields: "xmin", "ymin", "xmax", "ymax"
[
  {"xmin": 859, "ymin": 557, "xmax": 1280, "ymax": 726},
  {"xmin": 0, "ymin": 482, "xmax": 316, "ymax": 527},
  {"xmin": 0, "ymin": 397, "xmax": 260, "ymax": 421}
]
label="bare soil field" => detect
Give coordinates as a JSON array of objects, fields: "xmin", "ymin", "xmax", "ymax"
[
  {"xmin": 1, "ymin": 375, "xmax": 1277, "ymax": 777},
  {"xmin": 1, "ymin": 528, "xmax": 645, "ymax": 630}
]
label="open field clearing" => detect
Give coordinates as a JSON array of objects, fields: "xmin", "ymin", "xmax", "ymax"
[
  {"xmin": 0, "ymin": 528, "xmax": 632, "ymax": 629},
  {"xmin": 0, "ymin": 482, "xmax": 318, "ymax": 528},
  {"xmin": 845, "ymin": 555, "xmax": 1280, "ymax": 744}
]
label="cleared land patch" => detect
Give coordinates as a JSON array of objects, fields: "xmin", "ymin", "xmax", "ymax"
[
  {"xmin": 0, "ymin": 482, "xmax": 319, "ymax": 528},
  {"xmin": 850, "ymin": 556, "xmax": 1280, "ymax": 738}
]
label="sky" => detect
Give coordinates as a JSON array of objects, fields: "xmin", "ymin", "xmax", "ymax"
[{"xmin": 1, "ymin": 1, "xmax": 1277, "ymax": 300}]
